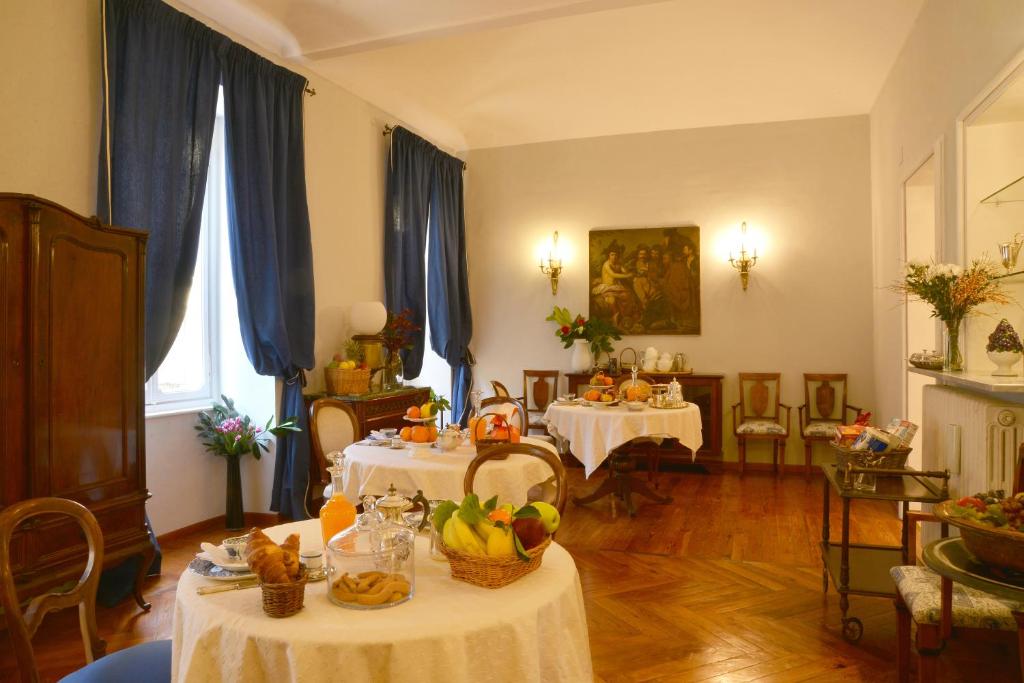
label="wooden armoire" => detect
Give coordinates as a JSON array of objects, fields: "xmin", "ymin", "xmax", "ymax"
[{"xmin": 0, "ymin": 194, "xmax": 154, "ymax": 609}]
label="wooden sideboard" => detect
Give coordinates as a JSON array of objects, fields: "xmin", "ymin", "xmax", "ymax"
[
  {"xmin": 566, "ymin": 372, "xmax": 724, "ymax": 460},
  {"xmin": 304, "ymin": 386, "xmax": 432, "ymax": 437}
]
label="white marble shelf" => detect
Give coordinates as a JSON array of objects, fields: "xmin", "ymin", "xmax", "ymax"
[{"xmin": 907, "ymin": 366, "xmax": 1024, "ymax": 393}]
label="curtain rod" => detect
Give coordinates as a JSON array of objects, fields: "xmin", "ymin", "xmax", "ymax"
[
  {"xmin": 304, "ymin": 86, "xmax": 316, "ymax": 96},
  {"xmin": 383, "ymin": 124, "xmax": 466, "ymax": 170}
]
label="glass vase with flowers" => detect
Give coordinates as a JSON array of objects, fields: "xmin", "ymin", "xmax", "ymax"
[
  {"xmin": 893, "ymin": 260, "xmax": 1011, "ymax": 372},
  {"xmin": 380, "ymin": 308, "xmax": 421, "ymax": 390}
]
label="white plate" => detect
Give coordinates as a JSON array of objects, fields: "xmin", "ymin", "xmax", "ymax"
[
  {"xmin": 403, "ymin": 416, "xmax": 438, "ymax": 423},
  {"xmin": 189, "ymin": 556, "xmax": 256, "ymax": 581}
]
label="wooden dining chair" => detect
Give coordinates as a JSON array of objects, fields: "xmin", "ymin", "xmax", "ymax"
[
  {"xmin": 472, "ymin": 396, "xmax": 528, "ymax": 434},
  {"xmin": 464, "ymin": 442, "xmax": 568, "ymax": 518},
  {"xmin": 490, "ymin": 380, "xmax": 512, "ymax": 399},
  {"xmin": 732, "ymin": 372, "xmax": 791, "ymax": 477},
  {"xmin": 309, "ymin": 398, "xmax": 361, "ymax": 507},
  {"xmin": 798, "ymin": 373, "xmax": 863, "ymax": 479},
  {"xmin": 522, "ymin": 370, "xmax": 559, "ymax": 438},
  {"xmin": 0, "ymin": 498, "xmax": 171, "ymax": 683}
]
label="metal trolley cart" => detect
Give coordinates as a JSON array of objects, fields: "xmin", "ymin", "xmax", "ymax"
[{"xmin": 820, "ymin": 463, "xmax": 950, "ymax": 642}]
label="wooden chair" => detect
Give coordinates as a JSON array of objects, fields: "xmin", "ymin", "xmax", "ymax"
[
  {"xmin": 309, "ymin": 398, "xmax": 361, "ymax": 507},
  {"xmin": 732, "ymin": 373, "xmax": 791, "ymax": 477},
  {"xmin": 798, "ymin": 373, "xmax": 863, "ymax": 479},
  {"xmin": 0, "ymin": 498, "xmax": 171, "ymax": 683},
  {"xmin": 464, "ymin": 443, "xmax": 568, "ymax": 518},
  {"xmin": 490, "ymin": 380, "xmax": 512, "ymax": 398},
  {"xmin": 892, "ymin": 507, "xmax": 1022, "ymax": 681},
  {"xmin": 522, "ymin": 370, "xmax": 559, "ymax": 438},
  {"xmin": 472, "ymin": 396, "xmax": 527, "ymax": 434}
]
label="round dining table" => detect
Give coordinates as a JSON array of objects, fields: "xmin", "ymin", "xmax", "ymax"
[
  {"xmin": 172, "ymin": 519, "xmax": 593, "ymax": 682},
  {"xmin": 341, "ymin": 435, "xmax": 557, "ymax": 506},
  {"xmin": 543, "ymin": 401, "xmax": 703, "ymax": 477}
]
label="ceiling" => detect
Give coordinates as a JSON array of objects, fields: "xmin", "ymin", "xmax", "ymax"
[
  {"xmin": 974, "ymin": 71, "xmax": 1024, "ymax": 126},
  {"xmin": 178, "ymin": 0, "xmax": 925, "ymax": 151}
]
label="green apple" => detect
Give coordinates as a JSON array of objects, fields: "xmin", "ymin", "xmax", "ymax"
[{"xmin": 531, "ymin": 501, "xmax": 561, "ymax": 533}]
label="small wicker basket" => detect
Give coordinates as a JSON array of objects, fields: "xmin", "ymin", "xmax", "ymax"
[
  {"xmin": 324, "ymin": 366, "xmax": 370, "ymax": 395},
  {"xmin": 440, "ymin": 536, "xmax": 551, "ymax": 588},
  {"xmin": 832, "ymin": 445, "xmax": 911, "ymax": 470},
  {"xmin": 259, "ymin": 569, "xmax": 308, "ymax": 618}
]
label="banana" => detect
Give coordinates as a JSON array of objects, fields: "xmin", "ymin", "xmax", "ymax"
[
  {"xmin": 474, "ymin": 518, "xmax": 498, "ymax": 543},
  {"xmin": 443, "ymin": 517, "xmax": 462, "ymax": 551},
  {"xmin": 452, "ymin": 513, "xmax": 486, "ymax": 556},
  {"xmin": 486, "ymin": 526, "xmax": 516, "ymax": 557}
]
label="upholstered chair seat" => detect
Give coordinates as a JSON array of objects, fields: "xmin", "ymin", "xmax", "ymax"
[
  {"xmin": 802, "ymin": 421, "xmax": 836, "ymax": 438},
  {"xmin": 736, "ymin": 420, "xmax": 787, "ymax": 435},
  {"xmin": 891, "ymin": 565, "xmax": 1021, "ymax": 631}
]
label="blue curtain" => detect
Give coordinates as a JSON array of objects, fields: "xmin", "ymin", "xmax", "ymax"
[
  {"xmin": 384, "ymin": 127, "xmax": 434, "ymax": 378},
  {"xmin": 98, "ymin": 0, "xmax": 224, "ymax": 378},
  {"xmin": 221, "ymin": 43, "xmax": 316, "ymax": 520},
  {"xmin": 427, "ymin": 155, "xmax": 474, "ymax": 424},
  {"xmin": 385, "ymin": 127, "xmax": 474, "ymax": 423}
]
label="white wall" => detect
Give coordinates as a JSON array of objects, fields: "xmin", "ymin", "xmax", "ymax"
[
  {"xmin": 0, "ymin": 0, "xmax": 415, "ymax": 533},
  {"xmin": 465, "ymin": 116, "xmax": 874, "ymax": 466},
  {"xmin": 870, "ymin": 0, "xmax": 1024, "ymax": 425}
]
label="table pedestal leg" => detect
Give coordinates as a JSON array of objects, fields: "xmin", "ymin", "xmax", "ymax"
[{"xmin": 572, "ymin": 452, "xmax": 673, "ymax": 517}]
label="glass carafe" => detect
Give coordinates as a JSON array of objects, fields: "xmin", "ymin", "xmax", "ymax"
[
  {"xmin": 326, "ymin": 513, "xmax": 415, "ymax": 609},
  {"xmin": 320, "ymin": 455, "xmax": 357, "ymax": 545}
]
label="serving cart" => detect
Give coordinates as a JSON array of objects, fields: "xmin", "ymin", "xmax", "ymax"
[{"xmin": 820, "ymin": 463, "xmax": 950, "ymax": 642}]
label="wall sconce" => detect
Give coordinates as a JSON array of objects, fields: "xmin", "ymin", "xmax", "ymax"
[
  {"xmin": 539, "ymin": 231, "xmax": 563, "ymax": 295},
  {"xmin": 728, "ymin": 222, "xmax": 758, "ymax": 291}
]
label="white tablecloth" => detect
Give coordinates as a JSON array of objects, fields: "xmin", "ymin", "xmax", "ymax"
[
  {"xmin": 172, "ymin": 519, "xmax": 593, "ymax": 683},
  {"xmin": 342, "ymin": 436, "xmax": 557, "ymax": 506},
  {"xmin": 544, "ymin": 402, "xmax": 703, "ymax": 477}
]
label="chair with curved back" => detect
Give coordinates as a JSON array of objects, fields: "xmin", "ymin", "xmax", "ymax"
[
  {"xmin": 0, "ymin": 497, "xmax": 171, "ymax": 683},
  {"xmin": 798, "ymin": 373, "xmax": 863, "ymax": 479},
  {"xmin": 463, "ymin": 443, "xmax": 568, "ymax": 519},
  {"xmin": 308, "ymin": 398, "xmax": 361, "ymax": 507},
  {"xmin": 471, "ymin": 396, "xmax": 527, "ymax": 434},
  {"xmin": 522, "ymin": 370, "xmax": 559, "ymax": 438},
  {"xmin": 732, "ymin": 372, "xmax": 791, "ymax": 477},
  {"xmin": 490, "ymin": 380, "xmax": 512, "ymax": 399}
]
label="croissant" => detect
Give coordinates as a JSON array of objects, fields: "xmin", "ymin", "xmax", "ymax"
[{"xmin": 246, "ymin": 528, "xmax": 298, "ymax": 584}]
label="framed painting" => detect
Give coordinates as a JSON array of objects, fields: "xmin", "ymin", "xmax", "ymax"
[{"xmin": 588, "ymin": 226, "xmax": 700, "ymax": 335}]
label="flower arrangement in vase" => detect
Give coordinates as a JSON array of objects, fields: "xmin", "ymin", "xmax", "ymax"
[
  {"xmin": 986, "ymin": 319, "xmax": 1023, "ymax": 376},
  {"xmin": 195, "ymin": 396, "xmax": 301, "ymax": 529},
  {"xmin": 546, "ymin": 306, "xmax": 622, "ymax": 372},
  {"xmin": 892, "ymin": 260, "xmax": 1011, "ymax": 372},
  {"xmin": 380, "ymin": 308, "xmax": 422, "ymax": 390}
]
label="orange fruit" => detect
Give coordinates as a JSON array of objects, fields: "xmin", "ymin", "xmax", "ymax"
[
  {"xmin": 427, "ymin": 426, "xmax": 438, "ymax": 441},
  {"xmin": 626, "ymin": 387, "xmax": 638, "ymax": 401},
  {"xmin": 400, "ymin": 426, "xmax": 412, "ymax": 441},
  {"xmin": 406, "ymin": 406, "xmax": 421, "ymax": 419},
  {"xmin": 411, "ymin": 426, "xmax": 429, "ymax": 442},
  {"xmin": 604, "ymin": 376, "xmax": 614, "ymax": 386},
  {"xmin": 584, "ymin": 389, "xmax": 600, "ymax": 402}
]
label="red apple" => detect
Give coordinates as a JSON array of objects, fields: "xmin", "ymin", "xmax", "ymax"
[{"xmin": 511, "ymin": 517, "xmax": 547, "ymax": 550}]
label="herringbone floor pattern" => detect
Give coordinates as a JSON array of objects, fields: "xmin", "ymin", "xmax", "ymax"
[{"xmin": 0, "ymin": 469, "xmax": 1018, "ymax": 681}]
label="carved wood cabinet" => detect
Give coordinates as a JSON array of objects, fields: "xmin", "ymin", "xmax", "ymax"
[{"xmin": 0, "ymin": 195, "xmax": 153, "ymax": 606}]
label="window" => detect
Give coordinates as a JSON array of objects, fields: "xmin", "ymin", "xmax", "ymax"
[{"xmin": 145, "ymin": 104, "xmax": 226, "ymax": 415}]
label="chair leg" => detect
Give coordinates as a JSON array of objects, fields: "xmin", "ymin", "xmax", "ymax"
[
  {"xmin": 804, "ymin": 440, "xmax": 812, "ymax": 480},
  {"xmin": 895, "ymin": 596, "xmax": 911, "ymax": 683},
  {"xmin": 915, "ymin": 622, "xmax": 943, "ymax": 683},
  {"xmin": 1013, "ymin": 611, "xmax": 1024, "ymax": 681},
  {"xmin": 779, "ymin": 439, "xmax": 786, "ymax": 479},
  {"xmin": 647, "ymin": 450, "xmax": 661, "ymax": 488},
  {"xmin": 739, "ymin": 439, "xmax": 746, "ymax": 477}
]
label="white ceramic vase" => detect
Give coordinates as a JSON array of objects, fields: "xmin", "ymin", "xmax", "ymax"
[
  {"xmin": 570, "ymin": 339, "xmax": 593, "ymax": 373},
  {"xmin": 987, "ymin": 350, "xmax": 1021, "ymax": 376}
]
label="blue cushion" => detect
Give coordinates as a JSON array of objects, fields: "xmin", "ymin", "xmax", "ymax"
[{"xmin": 60, "ymin": 639, "xmax": 171, "ymax": 683}]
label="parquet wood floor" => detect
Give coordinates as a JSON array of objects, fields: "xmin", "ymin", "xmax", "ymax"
[{"xmin": 1, "ymin": 470, "xmax": 1018, "ymax": 681}]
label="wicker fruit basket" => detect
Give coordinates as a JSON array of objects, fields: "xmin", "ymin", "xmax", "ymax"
[
  {"xmin": 324, "ymin": 366, "xmax": 370, "ymax": 395},
  {"xmin": 832, "ymin": 445, "xmax": 911, "ymax": 470},
  {"xmin": 440, "ymin": 536, "xmax": 551, "ymax": 588},
  {"xmin": 260, "ymin": 569, "xmax": 308, "ymax": 618},
  {"xmin": 933, "ymin": 500, "xmax": 1024, "ymax": 572}
]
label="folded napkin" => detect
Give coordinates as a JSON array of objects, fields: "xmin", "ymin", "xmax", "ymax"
[{"xmin": 200, "ymin": 542, "xmax": 234, "ymax": 566}]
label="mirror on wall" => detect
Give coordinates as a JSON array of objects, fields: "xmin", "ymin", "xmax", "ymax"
[{"xmin": 962, "ymin": 58, "xmax": 1024, "ymax": 372}]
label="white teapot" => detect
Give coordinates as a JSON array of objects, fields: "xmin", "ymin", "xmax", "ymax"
[
  {"xmin": 656, "ymin": 353, "xmax": 673, "ymax": 372},
  {"xmin": 642, "ymin": 347, "xmax": 659, "ymax": 372}
]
